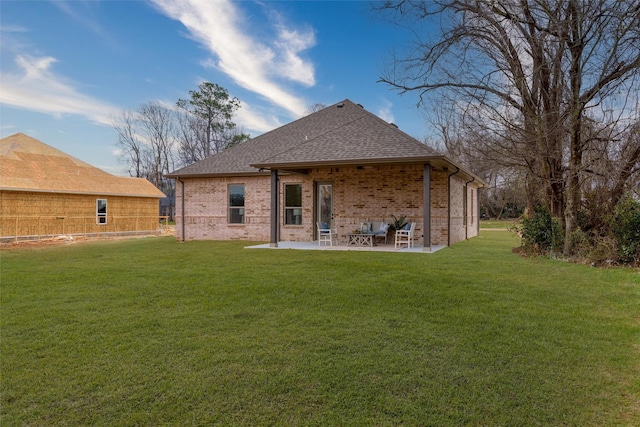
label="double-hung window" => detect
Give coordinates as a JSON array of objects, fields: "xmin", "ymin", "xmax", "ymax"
[
  {"xmin": 284, "ymin": 184, "xmax": 303, "ymax": 225},
  {"xmin": 96, "ymin": 199, "xmax": 107, "ymax": 224},
  {"xmin": 228, "ymin": 184, "xmax": 245, "ymax": 224}
]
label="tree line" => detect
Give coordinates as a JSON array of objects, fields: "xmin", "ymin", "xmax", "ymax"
[{"xmin": 377, "ymin": 0, "xmax": 640, "ymax": 259}]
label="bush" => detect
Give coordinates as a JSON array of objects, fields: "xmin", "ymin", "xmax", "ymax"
[
  {"xmin": 588, "ymin": 234, "xmax": 621, "ymax": 266},
  {"xmin": 610, "ymin": 197, "xmax": 640, "ymax": 264},
  {"xmin": 566, "ymin": 228, "xmax": 592, "ymax": 261},
  {"xmin": 517, "ymin": 206, "xmax": 564, "ymax": 256}
]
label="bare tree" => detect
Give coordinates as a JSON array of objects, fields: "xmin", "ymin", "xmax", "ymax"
[
  {"xmin": 175, "ymin": 109, "xmax": 207, "ymax": 166},
  {"xmin": 304, "ymin": 103, "xmax": 327, "ymax": 115},
  {"xmin": 426, "ymin": 105, "xmax": 528, "ymax": 220},
  {"xmin": 112, "ymin": 110, "xmax": 145, "ymax": 178},
  {"xmin": 138, "ymin": 102, "xmax": 175, "ymax": 188},
  {"xmin": 112, "ymin": 102, "xmax": 177, "ymax": 188},
  {"xmin": 376, "ymin": 0, "xmax": 640, "ymax": 254}
]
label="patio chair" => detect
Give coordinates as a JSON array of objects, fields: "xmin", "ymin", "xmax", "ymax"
[
  {"xmin": 317, "ymin": 222, "xmax": 338, "ymax": 246},
  {"xmin": 395, "ymin": 222, "xmax": 416, "ymax": 249},
  {"xmin": 370, "ymin": 222, "xmax": 390, "ymax": 244}
]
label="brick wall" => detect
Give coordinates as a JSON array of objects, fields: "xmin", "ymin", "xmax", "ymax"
[{"xmin": 175, "ymin": 164, "xmax": 480, "ymax": 246}]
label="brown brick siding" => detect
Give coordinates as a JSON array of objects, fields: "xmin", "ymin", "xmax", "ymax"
[{"xmin": 175, "ymin": 164, "xmax": 481, "ymax": 246}]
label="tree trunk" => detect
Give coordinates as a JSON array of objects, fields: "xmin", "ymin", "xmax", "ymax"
[{"xmin": 564, "ymin": 0, "xmax": 583, "ymax": 256}]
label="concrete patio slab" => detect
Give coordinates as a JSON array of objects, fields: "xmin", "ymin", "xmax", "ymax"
[{"xmin": 245, "ymin": 241, "xmax": 446, "ymax": 253}]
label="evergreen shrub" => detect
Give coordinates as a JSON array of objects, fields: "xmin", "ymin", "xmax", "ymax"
[
  {"xmin": 517, "ymin": 206, "xmax": 564, "ymax": 256},
  {"xmin": 610, "ymin": 197, "xmax": 640, "ymax": 264}
]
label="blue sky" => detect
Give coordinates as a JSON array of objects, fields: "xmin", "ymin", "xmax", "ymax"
[{"xmin": 0, "ymin": 0, "xmax": 431, "ymax": 175}]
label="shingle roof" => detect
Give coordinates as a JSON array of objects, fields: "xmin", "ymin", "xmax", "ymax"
[
  {"xmin": 167, "ymin": 99, "xmax": 483, "ymax": 184},
  {"xmin": 0, "ymin": 133, "xmax": 165, "ymax": 198},
  {"xmin": 253, "ymin": 105, "xmax": 440, "ymax": 168}
]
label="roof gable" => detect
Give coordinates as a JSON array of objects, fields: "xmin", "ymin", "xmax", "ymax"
[
  {"xmin": 0, "ymin": 133, "xmax": 165, "ymax": 198},
  {"xmin": 253, "ymin": 108, "xmax": 438, "ymax": 168},
  {"xmin": 169, "ymin": 99, "xmax": 440, "ymax": 177}
]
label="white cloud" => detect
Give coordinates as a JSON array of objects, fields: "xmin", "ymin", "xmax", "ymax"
[
  {"xmin": 376, "ymin": 99, "xmax": 395, "ymax": 124},
  {"xmin": 0, "ymin": 54, "xmax": 119, "ymax": 126},
  {"xmin": 0, "ymin": 24, "xmax": 28, "ymax": 33},
  {"xmin": 273, "ymin": 23, "xmax": 316, "ymax": 86},
  {"xmin": 234, "ymin": 101, "xmax": 284, "ymax": 134},
  {"xmin": 150, "ymin": 0, "xmax": 315, "ymax": 118}
]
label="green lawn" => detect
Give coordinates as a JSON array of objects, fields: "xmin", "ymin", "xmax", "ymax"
[
  {"xmin": 480, "ymin": 219, "xmax": 519, "ymax": 229},
  {"xmin": 2, "ymin": 232, "xmax": 639, "ymax": 426}
]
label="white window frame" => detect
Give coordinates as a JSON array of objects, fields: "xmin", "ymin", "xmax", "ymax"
[
  {"xmin": 284, "ymin": 183, "xmax": 303, "ymax": 225},
  {"xmin": 96, "ymin": 199, "xmax": 107, "ymax": 225}
]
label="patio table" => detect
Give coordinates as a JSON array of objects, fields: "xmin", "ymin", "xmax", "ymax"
[{"xmin": 347, "ymin": 233, "xmax": 375, "ymax": 247}]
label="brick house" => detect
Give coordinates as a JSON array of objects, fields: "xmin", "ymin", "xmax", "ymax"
[{"xmin": 166, "ymin": 100, "xmax": 484, "ymax": 251}]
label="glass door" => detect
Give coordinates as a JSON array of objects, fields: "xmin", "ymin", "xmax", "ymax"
[{"xmin": 317, "ymin": 182, "xmax": 333, "ymax": 228}]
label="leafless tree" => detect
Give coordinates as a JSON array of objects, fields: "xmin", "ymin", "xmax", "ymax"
[
  {"xmin": 426, "ymin": 104, "xmax": 528, "ymax": 219},
  {"xmin": 304, "ymin": 103, "xmax": 327, "ymax": 115},
  {"xmin": 376, "ymin": 0, "xmax": 640, "ymax": 254},
  {"xmin": 112, "ymin": 110, "xmax": 145, "ymax": 179},
  {"xmin": 175, "ymin": 109, "xmax": 207, "ymax": 167},
  {"xmin": 138, "ymin": 102, "xmax": 176, "ymax": 188},
  {"xmin": 112, "ymin": 102, "xmax": 177, "ymax": 189}
]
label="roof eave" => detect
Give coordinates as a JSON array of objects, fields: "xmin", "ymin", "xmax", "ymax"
[
  {"xmin": 0, "ymin": 187, "xmax": 166, "ymax": 198},
  {"xmin": 251, "ymin": 156, "xmax": 487, "ymax": 187},
  {"xmin": 165, "ymin": 171, "xmax": 271, "ymax": 179}
]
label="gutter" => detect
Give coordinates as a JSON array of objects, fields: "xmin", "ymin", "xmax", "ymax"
[
  {"xmin": 177, "ymin": 177, "xmax": 185, "ymax": 242},
  {"xmin": 447, "ymin": 167, "xmax": 460, "ymax": 246},
  {"xmin": 464, "ymin": 177, "xmax": 475, "ymax": 240}
]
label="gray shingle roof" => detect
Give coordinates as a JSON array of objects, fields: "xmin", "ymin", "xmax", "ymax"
[
  {"xmin": 253, "ymin": 106, "xmax": 441, "ymax": 168},
  {"xmin": 167, "ymin": 99, "xmax": 490, "ymax": 183},
  {"xmin": 167, "ymin": 99, "xmax": 458, "ymax": 176}
]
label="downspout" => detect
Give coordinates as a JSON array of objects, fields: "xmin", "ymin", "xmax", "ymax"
[
  {"xmin": 178, "ymin": 177, "xmax": 185, "ymax": 242},
  {"xmin": 447, "ymin": 167, "xmax": 460, "ymax": 246},
  {"xmin": 477, "ymin": 185, "xmax": 481, "ymax": 237},
  {"xmin": 270, "ymin": 169, "xmax": 279, "ymax": 247},
  {"xmin": 464, "ymin": 177, "xmax": 475, "ymax": 240}
]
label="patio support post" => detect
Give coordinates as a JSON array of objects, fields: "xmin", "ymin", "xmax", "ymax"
[
  {"xmin": 423, "ymin": 163, "xmax": 432, "ymax": 252},
  {"xmin": 270, "ymin": 169, "xmax": 279, "ymax": 247}
]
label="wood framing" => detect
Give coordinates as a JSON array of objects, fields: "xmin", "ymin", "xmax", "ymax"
[{"xmin": 1, "ymin": 133, "xmax": 165, "ymax": 241}]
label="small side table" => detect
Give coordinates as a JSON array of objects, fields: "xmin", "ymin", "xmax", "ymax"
[{"xmin": 347, "ymin": 233, "xmax": 375, "ymax": 247}]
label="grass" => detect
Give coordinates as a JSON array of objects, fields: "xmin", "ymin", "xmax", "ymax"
[
  {"xmin": 2, "ymin": 232, "xmax": 639, "ymax": 426},
  {"xmin": 480, "ymin": 219, "xmax": 519, "ymax": 229}
]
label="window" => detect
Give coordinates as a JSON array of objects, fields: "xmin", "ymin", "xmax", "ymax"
[
  {"xmin": 284, "ymin": 184, "xmax": 303, "ymax": 225},
  {"xmin": 228, "ymin": 184, "xmax": 245, "ymax": 224},
  {"xmin": 96, "ymin": 199, "xmax": 107, "ymax": 224}
]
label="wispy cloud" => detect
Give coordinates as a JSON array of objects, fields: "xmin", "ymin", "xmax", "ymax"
[
  {"xmin": 235, "ymin": 101, "xmax": 284, "ymax": 134},
  {"xmin": 51, "ymin": 1, "xmax": 119, "ymax": 49},
  {"xmin": 376, "ymin": 99, "xmax": 395, "ymax": 124},
  {"xmin": 150, "ymin": 0, "xmax": 315, "ymax": 118},
  {"xmin": 0, "ymin": 54, "xmax": 119, "ymax": 125},
  {"xmin": 0, "ymin": 24, "xmax": 29, "ymax": 33}
]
